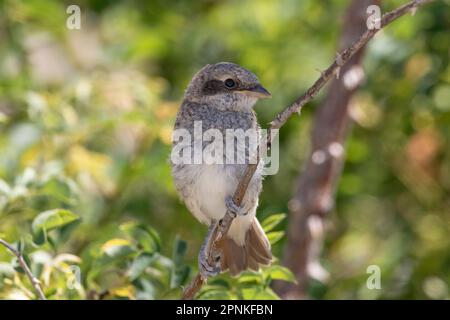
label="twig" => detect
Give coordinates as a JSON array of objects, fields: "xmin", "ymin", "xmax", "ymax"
[
  {"xmin": 0, "ymin": 239, "xmax": 46, "ymax": 300},
  {"xmin": 181, "ymin": 0, "xmax": 434, "ymax": 300}
]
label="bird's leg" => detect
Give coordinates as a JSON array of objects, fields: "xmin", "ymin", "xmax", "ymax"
[
  {"xmin": 225, "ymin": 195, "xmax": 247, "ymax": 217},
  {"xmin": 198, "ymin": 222, "xmax": 221, "ymax": 278}
]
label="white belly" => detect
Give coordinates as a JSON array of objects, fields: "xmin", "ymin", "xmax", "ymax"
[
  {"xmin": 174, "ymin": 163, "xmax": 258, "ymax": 244},
  {"xmin": 193, "ymin": 165, "xmax": 234, "ymax": 223},
  {"xmin": 189, "ymin": 164, "xmax": 255, "ymax": 245}
]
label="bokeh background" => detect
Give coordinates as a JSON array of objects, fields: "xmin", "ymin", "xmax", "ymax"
[{"xmin": 0, "ymin": 0, "xmax": 449, "ymax": 299}]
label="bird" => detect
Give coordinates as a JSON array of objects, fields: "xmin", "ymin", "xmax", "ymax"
[{"xmin": 171, "ymin": 62, "xmax": 272, "ymax": 277}]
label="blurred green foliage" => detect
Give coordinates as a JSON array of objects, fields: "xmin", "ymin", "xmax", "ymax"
[{"xmin": 0, "ymin": 0, "xmax": 449, "ymax": 299}]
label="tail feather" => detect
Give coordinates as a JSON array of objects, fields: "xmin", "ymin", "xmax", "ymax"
[
  {"xmin": 217, "ymin": 218, "xmax": 272, "ymax": 276},
  {"xmin": 247, "ymin": 220, "xmax": 272, "ymax": 265}
]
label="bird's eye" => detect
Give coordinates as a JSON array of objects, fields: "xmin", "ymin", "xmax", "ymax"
[{"xmin": 224, "ymin": 78, "xmax": 236, "ymax": 88}]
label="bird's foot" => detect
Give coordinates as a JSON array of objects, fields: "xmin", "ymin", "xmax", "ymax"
[
  {"xmin": 226, "ymin": 196, "xmax": 247, "ymax": 217},
  {"xmin": 198, "ymin": 244, "xmax": 221, "ymax": 278},
  {"xmin": 198, "ymin": 223, "xmax": 221, "ymax": 278}
]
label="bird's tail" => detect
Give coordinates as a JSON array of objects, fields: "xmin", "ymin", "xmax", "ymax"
[{"xmin": 217, "ymin": 218, "xmax": 272, "ymax": 276}]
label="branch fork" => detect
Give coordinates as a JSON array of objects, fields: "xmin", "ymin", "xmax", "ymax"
[{"xmin": 0, "ymin": 239, "xmax": 46, "ymax": 300}]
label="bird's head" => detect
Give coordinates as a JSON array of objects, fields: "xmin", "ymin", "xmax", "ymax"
[{"xmin": 185, "ymin": 62, "xmax": 271, "ymax": 111}]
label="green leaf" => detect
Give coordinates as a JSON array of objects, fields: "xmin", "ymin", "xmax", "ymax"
[
  {"xmin": 41, "ymin": 178, "xmax": 75, "ymax": 205},
  {"xmin": 31, "ymin": 209, "xmax": 79, "ymax": 235},
  {"xmin": 170, "ymin": 237, "xmax": 190, "ymax": 288},
  {"xmin": 120, "ymin": 222, "xmax": 161, "ymax": 253},
  {"xmin": 32, "ymin": 229, "xmax": 47, "ymax": 246},
  {"xmin": 134, "ymin": 279, "xmax": 156, "ymax": 299},
  {"xmin": 170, "ymin": 265, "xmax": 190, "ymax": 289},
  {"xmin": 237, "ymin": 271, "xmax": 264, "ymax": 285},
  {"xmin": 16, "ymin": 238, "xmax": 25, "ymax": 254},
  {"xmin": 154, "ymin": 255, "xmax": 174, "ymax": 270},
  {"xmin": 197, "ymin": 287, "xmax": 233, "ymax": 300},
  {"xmin": 172, "ymin": 236, "xmax": 187, "ymax": 265},
  {"xmin": 241, "ymin": 287, "xmax": 280, "ymax": 300},
  {"xmin": 261, "ymin": 213, "xmax": 286, "ymax": 233},
  {"xmin": 266, "ymin": 231, "xmax": 284, "ymax": 245},
  {"xmin": 208, "ymin": 278, "xmax": 231, "ymax": 289},
  {"xmin": 128, "ymin": 253, "xmax": 156, "ymax": 281},
  {"xmin": 101, "ymin": 238, "xmax": 135, "ymax": 259},
  {"xmin": 44, "ymin": 287, "xmax": 57, "ymax": 298},
  {"xmin": 264, "ymin": 265, "xmax": 297, "ymax": 284}
]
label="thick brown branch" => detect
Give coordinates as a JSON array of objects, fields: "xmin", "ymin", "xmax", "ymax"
[
  {"xmin": 274, "ymin": 0, "xmax": 376, "ymax": 299},
  {"xmin": 181, "ymin": 0, "xmax": 433, "ymax": 300},
  {"xmin": 0, "ymin": 239, "xmax": 46, "ymax": 300}
]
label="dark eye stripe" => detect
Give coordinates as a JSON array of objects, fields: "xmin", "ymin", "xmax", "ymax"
[
  {"xmin": 202, "ymin": 79, "xmax": 239, "ymax": 95},
  {"xmin": 202, "ymin": 79, "xmax": 223, "ymax": 95}
]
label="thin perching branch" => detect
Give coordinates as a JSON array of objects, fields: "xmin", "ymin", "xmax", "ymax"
[
  {"xmin": 0, "ymin": 239, "xmax": 46, "ymax": 300},
  {"xmin": 181, "ymin": 0, "xmax": 434, "ymax": 300}
]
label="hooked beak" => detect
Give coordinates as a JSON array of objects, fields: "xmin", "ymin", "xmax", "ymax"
[{"xmin": 243, "ymin": 84, "xmax": 272, "ymax": 99}]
